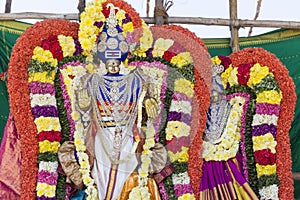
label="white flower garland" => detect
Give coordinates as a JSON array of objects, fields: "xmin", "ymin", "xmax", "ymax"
[
  {"xmin": 30, "ymin": 93, "xmax": 57, "ymax": 107},
  {"xmin": 169, "ymin": 100, "xmax": 192, "ymax": 114},
  {"xmin": 252, "ymin": 114, "xmax": 278, "ymax": 126},
  {"xmin": 202, "ymin": 96, "xmax": 245, "ymax": 161},
  {"xmin": 172, "ymin": 172, "xmax": 191, "ymax": 185},
  {"xmin": 38, "ymin": 161, "xmax": 59, "ymax": 173},
  {"xmin": 61, "ymin": 64, "xmax": 98, "ymax": 199},
  {"xmin": 129, "ymin": 120, "xmax": 156, "ymax": 200},
  {"xmin": 259, "ymin": 184, "xmax": 279, "ymax": 200}
]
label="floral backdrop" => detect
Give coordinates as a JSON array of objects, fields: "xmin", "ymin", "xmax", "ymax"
[{"xmin": 0, "ymin": 0, "xmax": 298, "ymax": 199}]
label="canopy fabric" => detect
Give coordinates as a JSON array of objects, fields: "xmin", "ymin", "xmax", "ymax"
[
  {"xmin": 0, "ymin": 20, "xmax": 300, "ymax": 198},
  {"xmin": 0, "ymin": 21, "xmax": 30, "ymax": 142}
]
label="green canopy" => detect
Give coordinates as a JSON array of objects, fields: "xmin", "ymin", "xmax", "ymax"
[
  {"xmin": 1, "ymin": 21, "xmax": 300, "ymax": 198},
  {"xmin": 0, "ymin": 21, "xmax": 30, "ymax": 142}
]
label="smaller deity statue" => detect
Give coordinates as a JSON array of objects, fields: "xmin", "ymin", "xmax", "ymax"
[{"xmin": 199, "ymin": 63, "xmax": 258, "ymax": 200}]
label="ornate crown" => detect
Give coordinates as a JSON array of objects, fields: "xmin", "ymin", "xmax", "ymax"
[{"xmin": 96, "ymin": 3, "xmax": 130, "ymax": 63}]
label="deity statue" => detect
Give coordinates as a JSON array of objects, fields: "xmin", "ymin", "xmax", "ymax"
[
  {"xmin": 58, "ymin": 4, "xmax": 166, "ymax": 200},
  {"xmin": 199, "ymin": 61, "xmax": 258, "ymax": 199}
]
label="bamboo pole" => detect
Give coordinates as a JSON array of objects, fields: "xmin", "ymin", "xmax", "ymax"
[
  {"xmin": 77, "ymin": 0, "xmax": 86, "ymax": 16},
  {"xmin": 154, "ymin": 0, "xmax": 166, "ymax": 25},
  {"xmin": 0, "ymin": 12, "xmax": 78, "ymax": 20},
  {"xmin": 229, "ymin": 0, "xmax": 239, "ymax": 52},
  {"xmin": 2, "ymin": 13, "xmax": 300, "ymax": 29},
  {"xmin": 5, "ymin": 0, "xmax": 12, "ymax": 13}
]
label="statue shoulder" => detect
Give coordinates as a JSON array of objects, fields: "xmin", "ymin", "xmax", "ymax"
[{"xmin": 134, "ymin": 67, "xmax": 150, "ymax": 83}]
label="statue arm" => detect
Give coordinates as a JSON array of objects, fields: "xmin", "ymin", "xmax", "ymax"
[{"xmin": 143, "ymin": 81, "xmax": 160, "ymax": 119}]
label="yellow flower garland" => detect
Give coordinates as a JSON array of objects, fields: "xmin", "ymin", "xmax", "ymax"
[
  {"xmin": 247, "ymin": 63, "xmax": 269, "ymax": 86},
  {"xmin": 28, "ymin": 71, "xmax": 56, "ymax": 84},
  {"xmin": 34, "ymin": 117, "xmax": 61, "ymax": 133},
  {"xmin": 38, "ymin": 140, "xmax": 60, "ymax": 153},
  {"xmin": 256, "ymin": 90, "xmax": 282, "ymax": 105},
  {"xmin": 256, "ymin": 164, "xmax": 277, "ymax": 178},
  {"xmin": 61, "ymin": 64, "xmax": 98, "ymax": 199},
  {"xmin": 36, "ymin": 182, "xmax": 56, "ymax": 198},
  {"xmin": 174, "ymin": 78, "xmax": 194, "ymax": 98},
  {"xmin": 253, "ymin": 133, "xmax": 277, "ymax": 153},
  {"xmin": 57, "ymin": 35, "xmax": 76, "ymax": 57}
]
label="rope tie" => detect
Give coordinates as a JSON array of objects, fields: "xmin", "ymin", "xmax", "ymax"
[
  {"xmin": 154, "ymin": 0, "xmax": 173, "ymax": 24},
  {"xmin": 154, "ymin": 6, "xmax": 168, "ymax": 19}
]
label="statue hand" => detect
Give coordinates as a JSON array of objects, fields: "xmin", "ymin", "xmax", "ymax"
[
  {"xmin": 144, "ymin": 97, "xmax": 159, "ymax": 119},
  {"xmin": 77, "ymin": 89, "xmax": 91, "ymax": 110}
]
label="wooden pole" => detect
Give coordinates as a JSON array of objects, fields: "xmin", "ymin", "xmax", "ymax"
[
  {"xmin": 77, "ymin": 0, "xmax": 85, "ymax": 22},
  {"xmin": 5, "ymin": 0, "xmax": 12, "ymax": 13},
  {"xmin": 77, "ymin": 0, "xmax": 86, "ymax": 15},
  {"xmin": 2, "ymin": 13, "xmax": 300, "ymax": 30},
  {"xmin": 229, "ymin": 0, "xmax": 240, "ymax": 52},
  {"xmin": 155, "ymin": 0, "xmax": 165, "ymax": 25}
]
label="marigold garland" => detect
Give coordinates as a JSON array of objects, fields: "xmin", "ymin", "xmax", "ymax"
[
  {"xmin": 7, "ymin": 19, "xmax": 78, "ymax": 199},
  {"xmin": 230, "ymin": 48, "xmax": 296, "ymax": 200}
]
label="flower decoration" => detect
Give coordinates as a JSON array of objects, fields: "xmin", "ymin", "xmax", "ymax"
[
  {"xmin": 129, "ymin": 121, "xmax": 156, "ymax": 200},
  {"xmin": 8, "ymin": 1, "xmax": 214, "ymax": 199},
  {"xmin": 7, "ymin": 19, "xmax": 78, "ymax": 199},
  {"xmin": 229, "ymin": 48, "xmax": 296, "ymax": 199},
  {"xmin": 202, "ymin": 96, "xmax": 245, "ymax": 161},
  {"xmin": 128, "ymin": 24, "xmax": 211, "ymax": 200},
  {"xmin": 29, "ymin": 32, "xmax": 85, "ymax": 198},
  {"xmin": 59, "ymin": 62, "xmax": 98, "ymax": 199}
]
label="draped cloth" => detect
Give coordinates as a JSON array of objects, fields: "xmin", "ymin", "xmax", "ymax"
[
  {"xmin": 0, "ymin": 113, "xmax": 21, "ymax": 199},
  {"xmin": 199, "ymin": 154, "xmax": 258, "ymax": 200}
]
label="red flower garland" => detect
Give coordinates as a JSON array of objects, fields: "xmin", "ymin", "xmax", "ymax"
[
  {"xmin": 230, "ymin": 47, "xmax": 296, "ymax": 200},
  {"xmin": 7, "ymin": 19, "xmax": 79, "ymax": 199}
]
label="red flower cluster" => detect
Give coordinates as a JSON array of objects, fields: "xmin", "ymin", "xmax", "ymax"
[
  {"xmin": 41, "ymin": 35, "xmax": 63, "ymax": 61},
  {"xmin": 254, "ymin": 149, "xmax": 276, "ymax": 165},
  {"xmin": 218, "ymin": 55, "xmax": 231, "ymax": 69},
  {"xmin": 162, "ymin": 51, "xmax": 177, "ymax": 62},
  {"xmin": 237, "ymin": 63, "xmax": 252, "ymax": 85},
  {"xmin": 38, "ymin": 131, "xmax": 62, "ymax": 142}
]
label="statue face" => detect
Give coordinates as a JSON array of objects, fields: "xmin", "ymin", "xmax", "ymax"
[
  {"xmin": 106, "ymin": 59, "xmax": 120, "ymax": 74},
  {"xmin": 211, "ymin": 90, "xmax": 221, "ymax": 103}
]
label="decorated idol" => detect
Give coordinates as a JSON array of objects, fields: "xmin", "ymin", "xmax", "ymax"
[
  {"xmin": 58, "ymin": 3, "xmax": 167, "ymax": 200},
  {"xmin": 199, "ymin": 57, "xmax": 258, "ymax": 199},
  {"xmin": 1, "ymin": 0, "xmax": 296, "ymax": 199}
]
